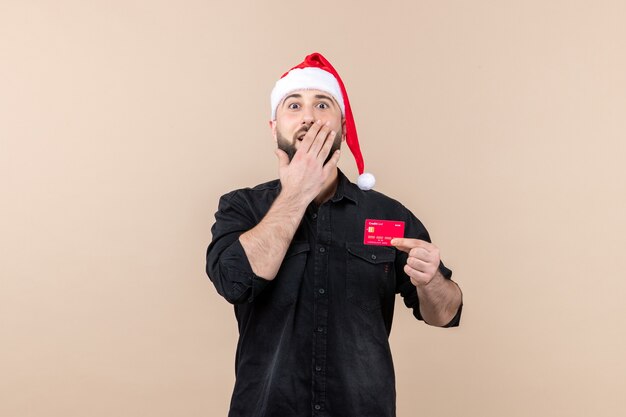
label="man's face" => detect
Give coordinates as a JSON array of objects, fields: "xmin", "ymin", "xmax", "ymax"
[{"xmin": 270, "ymin": 89, "xmax": 346, "ymax": 164}]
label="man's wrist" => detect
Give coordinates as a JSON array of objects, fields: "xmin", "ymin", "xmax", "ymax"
[{"xmin": 277, "ymin": 187, "xmax": 311, "ymax": 211}]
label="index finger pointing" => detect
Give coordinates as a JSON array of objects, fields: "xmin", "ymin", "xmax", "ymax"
[{"xmin": 390, "ymin": 238, "xmax": 431, "ymax": 253}]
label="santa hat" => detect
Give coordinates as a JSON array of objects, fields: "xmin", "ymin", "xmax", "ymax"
[{"xmin": 270, "ymin": 52, "xmax": 375, "ymax": 191}]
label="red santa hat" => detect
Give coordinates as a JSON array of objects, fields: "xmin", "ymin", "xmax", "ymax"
[{"xmin": 270, "ymin": 52, "xmax": 375, "ymax": 191}]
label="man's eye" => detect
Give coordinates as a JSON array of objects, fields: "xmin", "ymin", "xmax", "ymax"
[
  {"xmin": 317, "ymin": 103, "xmax": 329, "ymax": 109},
  {"xmin": 288, "ymin": 103, "xmax": 300, "ymax": 110}
]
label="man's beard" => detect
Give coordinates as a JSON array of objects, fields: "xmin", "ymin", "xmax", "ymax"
[{"xmin": 276, "ymin": 127, "xmax": 343, "ymax": 165}]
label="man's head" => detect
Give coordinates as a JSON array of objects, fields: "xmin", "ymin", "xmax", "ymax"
[
  {"xmin": 270, "ymin": 88, "xmax": 346, "ymax": 164},
  {"xmin": 268, "ymin": 52, "xmax": 376, "ymax": 190}
]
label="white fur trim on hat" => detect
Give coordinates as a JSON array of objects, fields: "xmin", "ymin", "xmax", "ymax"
[{"xmin": 270, "ymin": 67, "xmax": 345, "ymax": 120}]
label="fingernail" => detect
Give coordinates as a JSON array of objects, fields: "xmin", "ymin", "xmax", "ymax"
[
  {"xmin": 330, "ymin": 130, "xmax": 336, "ymax": 136},
  {"xmin": 325, "ymin": 121, "xmax": 330, "ymax": 126}
]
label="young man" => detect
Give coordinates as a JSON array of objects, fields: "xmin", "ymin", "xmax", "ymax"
[{"xmin": 206, "ymin": 52, "xmax": 463, "ymax": 417}]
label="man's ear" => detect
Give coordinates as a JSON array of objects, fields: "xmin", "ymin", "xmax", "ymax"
[
  {"xmin": 341, "ymin": 118, "xmax": 347, "ymax": 142},
  {"xmin": 269, "ymin": 119, "xmax": 277, "ymax": 143}
]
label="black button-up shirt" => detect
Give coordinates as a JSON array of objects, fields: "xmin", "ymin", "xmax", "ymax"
[{"xmin": 206, "ymin": 168, "xmax": 462, "ymax": 417}]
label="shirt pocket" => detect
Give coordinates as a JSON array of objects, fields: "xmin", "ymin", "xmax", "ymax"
[
  {"xmin": 268, "ymin": 241, "xmax": 310, "ymax": 309},
  {"xmin": 345, "ymin": 242, "xmax": 396, "ymax": 312}
]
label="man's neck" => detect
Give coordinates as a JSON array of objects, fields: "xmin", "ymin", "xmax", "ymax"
[{"xmin": 313, "ymin": 167, "xmax": 339, "ymax": 207}]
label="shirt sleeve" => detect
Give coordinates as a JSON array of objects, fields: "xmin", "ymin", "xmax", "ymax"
[
  {"xmin": 395, "ymin": 206, "xmax": 462, "ymax": 327},
  {"xmin": 205, "ymin": 190, "xmax": 271, "ymax": 304}
]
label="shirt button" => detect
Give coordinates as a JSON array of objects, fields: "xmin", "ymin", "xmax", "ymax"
[
  {"xmin": 316, "ymin": 326, "xmax": 324, "ymax": 332},
  {"xmin": 319, "ymin": 247, "xmax": 325, "ymax": 253},
  {"xmin": 371, "ymin": 254, "xmax": 377, "ymax": 260},
  {"xmin": 318, "ymin": 288, "xmax": 325, "ymax": 294},
  {"xmin": 315, "ymin": 365, "xmax": 322, "ymax": 371},
  {"xmin": 312, "ymin": 213, "xmax": 318, "ymax": 219},
  {"xmin": 314, "ymin": 404, "xmax": 321, "ymax": 410}
]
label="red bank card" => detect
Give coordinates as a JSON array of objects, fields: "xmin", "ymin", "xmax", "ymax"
[{"xmin": 363, "ymin": 219, "xmax": 405, "ymax": 246}]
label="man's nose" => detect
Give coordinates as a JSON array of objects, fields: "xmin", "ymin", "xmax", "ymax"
[{"xmin": 301, "ymin": 106, "xmax": 315, "ymax": 125}]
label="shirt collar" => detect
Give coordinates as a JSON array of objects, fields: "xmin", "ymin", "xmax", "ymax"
[{"xmin": 330, "ymin": 168, "xmax": 359, "ymax": 205}]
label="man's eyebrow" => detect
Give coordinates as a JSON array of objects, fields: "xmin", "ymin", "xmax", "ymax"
[
  {"xmin": 281, "ymin": 93, "xmax": 336, "ymax": 106},
  {"xmin": 282, "ymin": 93, "xmax": 302, "ymax": 103},
  {"xmin": 315, "ymin": 94, "xmax": 339, "ymax": 108}
]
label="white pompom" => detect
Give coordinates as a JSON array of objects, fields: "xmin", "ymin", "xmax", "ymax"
[{"xmin": 357, "ymin": 172, "xmax": 376, "ymax": 190}]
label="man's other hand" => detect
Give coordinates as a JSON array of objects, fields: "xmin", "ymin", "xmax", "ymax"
[
  {"xmin": 390, "ymin": 238, "xmax": 442, "ymax": 287},
  {"xmin": 275, "ymin": 119, "xmax": 341, "ymax": 205}
]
